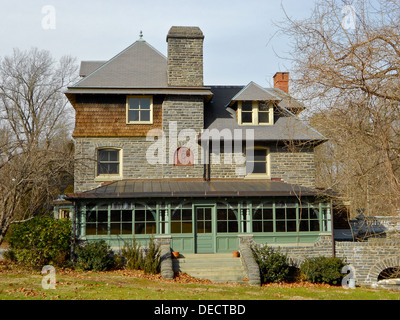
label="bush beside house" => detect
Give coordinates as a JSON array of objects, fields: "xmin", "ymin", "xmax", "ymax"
[
  {"xmin": 252, "ymin": 244, "xmax": 346, "ymax": 285},
  {"xmin": 5, "ymin": 216, "xmax": 72, "ymax": 267}
]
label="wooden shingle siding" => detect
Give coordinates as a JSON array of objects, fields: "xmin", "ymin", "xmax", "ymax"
[{"xmin": 72, "ymin": 94, "xmax": 163, "ymax": 137}]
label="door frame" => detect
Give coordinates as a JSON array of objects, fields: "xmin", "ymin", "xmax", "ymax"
[{"xmin": 193, "ymin": 204, "xmax": 216, "ymax": 253}]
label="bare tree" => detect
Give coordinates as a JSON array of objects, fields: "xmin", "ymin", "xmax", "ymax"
[
  {"xmin": 276, "ymin": 0, "xmax": 400, "ymax": 218},
  {"xmin": 0, "ymin": 48, "xmax": 78, "ymax": 244}
]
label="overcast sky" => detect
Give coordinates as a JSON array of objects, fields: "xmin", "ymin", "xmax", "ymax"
[{"xmin": 0, "ymin": 0, "xmax": 317, "ymax": 87}]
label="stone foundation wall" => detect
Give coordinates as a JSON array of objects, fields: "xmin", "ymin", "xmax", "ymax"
[{"xmin": 244, "ymin": 233, "xmax": 400, "ymax": 286}]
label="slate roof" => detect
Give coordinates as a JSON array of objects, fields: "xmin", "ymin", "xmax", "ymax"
[
  {"xmin": 204, "ymin": 85, "xmax": 326, "ymax": 142},
  {"xmin": 71, "ymin": 40, "xmax": 168, "ymax": 88},
  {"xmin": 230, "ymin": 81, "xmax": 281, "ymax": 102},
  {"xmin": 67, "ymin": 35, "xmax": 325, "ymax": 143},
  {"xmin": 79, "ymin": 61, "xmax": 106, "ymax": 77},
  {"xmin": 67, "ymin": 179, "xmax": 319, "ymax": 199}
]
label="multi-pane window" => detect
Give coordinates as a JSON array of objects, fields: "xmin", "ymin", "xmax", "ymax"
[
  {"xmin": 127, "ymin": 96, "xmax": 152, "ymax": 123},
  {"xmin": 241, "ymin": 101, "xmax": 253, "ymax": 124},
  {"xmin": 239, "ymin": 101, "xmax": 273, "ymax": 125},
  {"xmin": 251, "ymin": 202, "xmax": 323, "ymax": 233},
  {"xmin": 85, "ymin": 203, "xmax": 109, "ymax": 235},
  {"xmin": 134, "ymin": 203, "xmax": 156, "ymax": 234},
  {"xmin": 196, "ymin": 207, "xmax": 212, "ymax": 234},
  {"xmin": 299, "ymin": 204, "xmax": 320, "ymax": 232},
  {"xmin": 275, "ymin": 203, "xmax": 297, "ymax": 232},
  {"xmin": 110, "ymin": 203, "xmax": 132, "ymax": 235},
  {"xmin": 97, "ymin": 149, "xmax": 120, "ymax": 175},
  {"xmin": 252, "ymin": 202, "xmax": 273, "ymax": 232},
  {"xmin": 82, "ymin": 201, "xmax": 329, "ymax": 237},
  {"xmin": 246, "ymin": 147, "xmax": 268, "ymax": 175},
  {"xmin": 171, "ymin": 203, "xmax": 193, "ymax": 234},
  {"xmin": 258, "ymin": 102, "xmax": 270, "ymax": 124},
  {"xmin": 217, "ymin": 203, "xmax": 238, "ymax": 233}
]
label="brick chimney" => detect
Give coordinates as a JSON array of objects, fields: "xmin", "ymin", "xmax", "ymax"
[
  {"xmin": 166, "ymin": 26, "xmax": 204, "ymax": 87},
  {"xmin": 273, "ymin": 72, "xmax": 289, "ymax": 93}
]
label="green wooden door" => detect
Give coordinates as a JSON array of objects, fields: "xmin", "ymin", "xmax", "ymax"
[{"xmin": 195, "ymin": 206, "xmax": 215, "ymax": 253}]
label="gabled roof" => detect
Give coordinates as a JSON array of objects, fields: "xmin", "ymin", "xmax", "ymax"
[
  {"xmin": 71, "ymin": 39, "xmax": 168, "ymax": 88},
  {"xmin": 204, "ymin": 86, "xmax": 326, "ymax": 142},
  {"xmin": 230, "ymin": 81, "xmax": 282, "ymax": 104},
  {"xmin": 79, "ymin": 61, "xmax": 106, "ymax": 77}
]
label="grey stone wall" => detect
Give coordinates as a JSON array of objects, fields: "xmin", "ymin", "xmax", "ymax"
[
  {"xmin": 209, "ymin": 144, "xmax": 316, "ymax": 188},
  {"xmin": 239, "ymin": 235, "xmax": 261, "ymax": 286},
  {"xmin": 335, "ymin": 239, "xmax": 400, "ymax": 286},
  {"xmin": 75, "ymin": 136, "xmax": 317, "ymax": 192},
  {"xmin": 250, "ymin": 233, "xmax": 400, "ymax": 286},
  {"xmin": 166, "ymin": 26, "xmax": 204, "ymax": 87},
  {"xmin": 162, "ymin": 95, "xmax": 204, "ymax": 179},
  {"xmin": 270, "ymin": 145, "xmax": 315, "ymax": 188},
  {"xmin": 74, "ymin": 137, "xmax": 164, "ymax": 192}
]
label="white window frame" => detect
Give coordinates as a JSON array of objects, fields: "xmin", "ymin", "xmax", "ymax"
[
  {"xmin": 126, "ymin": 95, "xmax": 153, "ymax": 124},
  {"xmin": 94, "ymin": 147, "xmax": 123, "ymax": 182},
  {"xmin": 237, "ymin": 101, "xmax": 274, "ymax": 126},
  {"xmin": 244, "ymin": 146, "xmax": 270, "ymax": 179}
]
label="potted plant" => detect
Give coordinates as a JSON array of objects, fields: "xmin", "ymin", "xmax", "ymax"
[{"xmin": 232, "ymin": 251, "xmax": 240, "ymax": 258}]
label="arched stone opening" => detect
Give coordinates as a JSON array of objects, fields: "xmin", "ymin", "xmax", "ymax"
[
  {"xmin": 367, "ymin": 256, "xmax": 400, "ymax": 284},
  {"xmin": 378, "ymin": 267, "xmax": 400, "ymax": 281}
]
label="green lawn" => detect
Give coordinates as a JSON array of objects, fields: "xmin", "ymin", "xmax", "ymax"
[{"xmin": 0, "ymin": 264, "xmax": 400, "ymax": 300}]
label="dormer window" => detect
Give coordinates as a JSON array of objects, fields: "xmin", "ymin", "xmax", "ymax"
[
  {"xmin": 237, "ymin": 101, "xmax": 273, "ymax": 125},
  {"xmin": 126, "ymin": 96, "xmax": 153, "ymax": 124}
]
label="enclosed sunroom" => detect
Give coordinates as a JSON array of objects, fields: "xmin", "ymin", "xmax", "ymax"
[{"xmin": 67, "ymin": 179, "xmax": 331, "ymax": 253}]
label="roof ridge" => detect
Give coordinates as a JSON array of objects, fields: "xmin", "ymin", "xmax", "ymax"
[{"xmin": 71, "ymin": 40, "xmax": 167, "ymax": 88}]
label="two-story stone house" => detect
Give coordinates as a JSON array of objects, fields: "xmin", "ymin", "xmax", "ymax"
[{"xmin": 65, "ymin": 26, "xmax": 330, "ymax": 254}]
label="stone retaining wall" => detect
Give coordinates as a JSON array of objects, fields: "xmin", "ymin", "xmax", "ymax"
[{"xmin": 242, "ymin": 233, "xmax": 400, "ymax": 287}]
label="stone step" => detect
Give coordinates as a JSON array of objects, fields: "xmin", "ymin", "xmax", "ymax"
[
  {"xmin": 173, "ymin": 259, "xmax": 242, "ymax": 266},
  {"xmin": 172, "ymin": 253, "xmax": 247, "ymax": 283}
]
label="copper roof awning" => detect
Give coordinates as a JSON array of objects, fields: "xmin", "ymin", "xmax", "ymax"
[{"xmin": 66, "ymin": 179, "xmax": 322, "ymax": 200}]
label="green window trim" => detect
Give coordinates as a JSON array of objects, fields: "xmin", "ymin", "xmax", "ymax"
[
  {"xmin": 217, "ymin": 202, "xmax": 239, "ymax": 233},
  {"xmin": 80, "ymin": 199, "xmax": 331, "ymax": 237},
  {"xmin": 170, "ymin": 203, "xmax": 193, "ymax": 234},
  {"xmin": 134, "ymin": 203, "xmax": 157, "ymax": 235}
]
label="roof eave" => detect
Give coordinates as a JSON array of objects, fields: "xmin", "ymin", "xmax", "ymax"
[
  {"xmin": 65, "ymin": 87, "xmax": 214, "ymax": 100},
  {"xmin": 65, "ymin": 190, "xmax": 318, "ymax": 200}
]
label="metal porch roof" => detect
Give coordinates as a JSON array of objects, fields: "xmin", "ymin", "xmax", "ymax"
[{"xmin": 66, "ymin": 179, "xmax": 321, "ymax": 200}]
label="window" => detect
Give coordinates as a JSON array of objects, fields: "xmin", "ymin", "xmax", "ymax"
[
  {"xmin": 110, "ymin": 204, "xmax": 133, "ymax": 235},
  {"xmin": 134, "ymin": 203, "xmax": 156, "ymax": 235},
  {"xmin": 171, "ymin": 203, "xmax": 193, "ymax": 234},
  {"xmin": 174, "ymin": 147, "xmax": 194, "ymax": 166},
  {"xmin": 238, "ymin": 101, "xmax": 273, "ymax": 125},
  {"xmin": 275, "ymin": 202, "xmax": 297, "ymax": 232},
  {"xmin": 241, "ymin": 101, "xmax": 253, "ymax": 124},
  {"xmin": 258, "ymin": 102, "xmax": 270, "ymax": 124},
  {"xmin": 85, "ymin": 203, "xmax": 109, "ymax": 236},
  {"xmin": 217, "ymin": 203, "xmax": 238, "ymax": 233},
  {"xmin": 127, "ymin": 96, "xmax": 153, "ymax": 124},
  {"xmin": 245, "ymin": 146, "xmax": 269, "ymax": 177},
  {"xmin": 58, "ymin": 208, "xmax": 70, "ymax": 219},
  {"xmin": 97, "ymin": 148, "xmax": 121, "ymax": 176},
  {"xmin": 299, "ymin": 204, "xmax": 321, "ymax": 232},
  {"xmin": 252, "ymin": 202, "xmax": 273, "ymax": 233}
]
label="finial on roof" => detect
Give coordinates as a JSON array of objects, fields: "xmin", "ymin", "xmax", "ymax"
[{"xmin": 138, "ymin": 30, "xmax": 144, "ymax": 41}]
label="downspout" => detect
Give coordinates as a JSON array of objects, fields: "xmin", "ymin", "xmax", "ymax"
[
  {"xmin": 331, "ymin": 198, "xmax": 335, "ymax": 257},
  {"xmin": 203, "ymin": 139, "xmax": 210, "ymax": 181},
  {"xmin": 207, "ymin": 139, "xmax": 210, "ymax": 181},
  {"xmin": 71, "ymin": 200, "xmax": 77, "ymax": 265}
]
